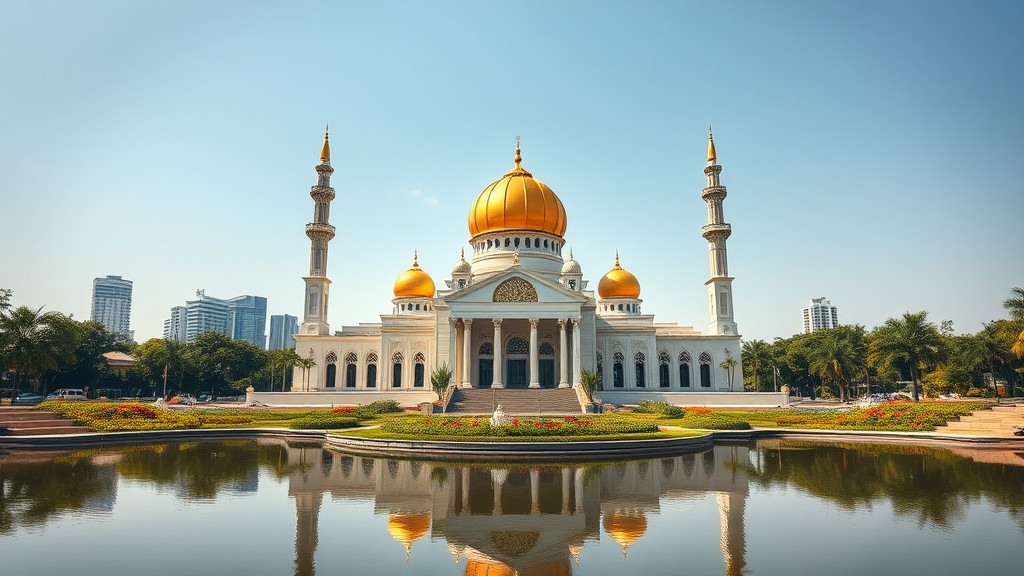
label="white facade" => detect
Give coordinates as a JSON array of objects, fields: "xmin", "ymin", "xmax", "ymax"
[
  {"xmin": 90, "ymin": 275, "xmax": 133, "ymax": 338},
  {"xmin": 292, "ymin": 132, "xmax": 744, "ymax": 398},
  {"xmin": 802, "ymin": 297, "xmax": 839, "ymax": 333}
]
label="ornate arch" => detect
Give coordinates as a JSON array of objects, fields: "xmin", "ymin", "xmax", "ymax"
[
  {"xmin": 325, "ymin": 351, "xmax": 338, "ymax": 364},
  {"xmin": 539, "ymin": 342, "xmax": 555, "ymax": 356},
  {"xmin": 479, "ymin": 342, "xmax": 494, "ymax": 356},
  {"xmin": 506, "ymin": 337, "xmax": 529, "ymax": 355},
  {"xmin": 493, "ymin": 277, "xmax": 538, "ymax": 302}
]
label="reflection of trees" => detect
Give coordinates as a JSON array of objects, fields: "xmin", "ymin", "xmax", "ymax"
[
  {"xmin": 748, "ymin": 442, "xmax": 1024, "ymax": 531},
  {"xmin": 0, "ymin": 452, "xmax": 116, "ymax": 535}
]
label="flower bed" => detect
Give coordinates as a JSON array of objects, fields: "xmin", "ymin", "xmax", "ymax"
[
  {"xmin": 720, "ymin": 401, "xmax": 991, "ymax": 432},
  {"xmin": 378, "ymin": 414, "xmax": 659, "ymax": 438}
]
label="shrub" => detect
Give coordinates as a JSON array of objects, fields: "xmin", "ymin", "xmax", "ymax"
[
  {"xmin": 378, "ymin": 414, "xmax": 659, "ymax": 438},
  {"xmin": 675, "ymin": 412, "xmax": 751, "ymax": 430},
  {"xmin": 633, "ymin": 400, "xmax": 684, "ymax": 418}
]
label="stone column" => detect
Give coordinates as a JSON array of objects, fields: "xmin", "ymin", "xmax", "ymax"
[
  {"xmin": 461, "ymin": 467, "xmax": 471, "ymax": 514},
  {"xmin": 558, "ymin": 319, "xmax": 569, "ymax": 388},
  {"xmin": 492, "ymin": 319, "xmax": 504, "ymax": 388},
  {"xmin": 462, "ymin": 319, "xmax": 473, "ymax": 388},
  {"xmin": 528, "ymin": 319, "xmax": 540, "ymax": 388},
  {"xmin": 453, "ymin": 319, "xmax": 462, "ymax": 386},
  {"xmin": 530, "ymin": 469, "xmax": 540, "ymax": 514},
  {"xmin": 448, "ymin": 318, "xmax": 458, "ymax": 380},
  {"xmin": 492, "ymin": 469, "xmax": 507, "ymax": 515},
  {"xmin": 572, "ymin": 318, "xmax": 582, "ymax": 387}
]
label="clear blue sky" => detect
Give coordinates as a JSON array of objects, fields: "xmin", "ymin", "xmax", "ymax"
[{"xmin": 2, "ymin": 0, "xmax": 1021, "ymax": 344}]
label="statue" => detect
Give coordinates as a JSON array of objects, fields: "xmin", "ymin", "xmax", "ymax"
[{"xmin": 490, "ymin": 404, "xmax": 510, "ymax": 426}]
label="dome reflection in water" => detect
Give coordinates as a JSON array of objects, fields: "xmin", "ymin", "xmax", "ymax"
[{"xmin": 1, "ymin": 441, "xmax": 1023, "ymax": 576}]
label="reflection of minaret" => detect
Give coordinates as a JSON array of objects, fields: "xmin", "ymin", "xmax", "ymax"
[
  {"xmin": 717, "ymin": 492, "xmax": 746, "ymax": 576},
  {"xmin": 294, "ymin": 492, "xmax": 322, "ymax": 576}
]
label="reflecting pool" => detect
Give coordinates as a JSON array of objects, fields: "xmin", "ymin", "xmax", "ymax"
[{"xmin": 2, "ymin": 440, "xmax": 1023, "ymax": 576}]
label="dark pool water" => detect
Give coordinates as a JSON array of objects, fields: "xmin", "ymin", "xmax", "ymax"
[{"xmin": 2, "ymin": 439, "xmax": 1022, "ymax": 576}]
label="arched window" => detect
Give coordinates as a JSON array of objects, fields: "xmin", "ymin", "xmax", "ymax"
[
  {"xmin": 506, "ymin": 337, "xmax": 529, "ymax": 355},
  {"xmin": 366, "ymin": 352, "xmax": 378, "ymax": 388},
  {"xmin": 596, "ymin": 351, "xmax": 604, "ymax": 379},
  {"xmin": 658, "ymin": 351, "xmax": 670, "ymax": 388},
  {"xmin": 345, "ymin": 353, "xmax": 357, "ymax": 388},
  {"xmin": 325, "ymin": 352, "xmax": 338, "ymax": 388},
  {"xmin": 392, "ymin": 352, "xmax": 403, "ymax": 388},
  {"xmin": 634, "ymin": 351, "xmax": 646, "ymax": 388},
  {"xmin": 678, "ymin": 351, "xmax": 691, "ymax": 388},
  {"xmin": 613, "ymin": 351, "xmax": 624, "ymax": 388},
  {"xmin": 539, "ymin": 342, "xmax": 555, "ymax": 356},
  {"xmin": 413, "ymin": 352, "xmax": 425, "ymax": 387},
  {"xmin": 479, "ymin": 342, "xmax": 494, "ymax": 356},
  {"xmin": 699, "ymin": 351, "xmax": 712, "ymax": 388}
]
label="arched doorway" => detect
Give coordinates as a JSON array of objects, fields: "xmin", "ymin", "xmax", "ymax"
[
  {"xmin": 506, "ymin": 337, "xmax": 529, "ymax": 389},
  {"xmin": 478, "ymin": 342, "xmax": 493, "ymax": 389},
  {"xmin": 539, "ymin": 342, "xmax": 556, "ymax": 388}
]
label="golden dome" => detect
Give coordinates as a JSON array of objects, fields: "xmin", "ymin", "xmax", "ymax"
[
  {"xmin": 388, "ymin": 512, "xmax": 430, "ymax": 559},
  {"xmin": 465, "ymin": 559, "xmax": 515, "ymax": 576},
  {"xmin": 603, "ymin": 510, "xmax": 647, "ymax": 557},
  {"xmin": 597, "ymin": 252, "xmax": 641, "ymax": 299},
  {"xmin": 393, "ymin": 253, "xmax": 436, "ymax": 298},
  {"xmin": 468, "ymin": 142, "xmax": 567, "ymax": 238}
]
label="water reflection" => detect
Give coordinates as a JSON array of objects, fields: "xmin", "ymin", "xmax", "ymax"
[{"xmin": 2, "ymin": 440, "xmax": 1023, "ymax": 576}]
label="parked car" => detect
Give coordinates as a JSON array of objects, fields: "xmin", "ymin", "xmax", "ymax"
[
  {"xmin": 12, "ymin": 393, "xmax": 44, "ymax": 406},
  {"xmin": 52, "ymin": 388, "xmax": 87, "ymax": 400}
]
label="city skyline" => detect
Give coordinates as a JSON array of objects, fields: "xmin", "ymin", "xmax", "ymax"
[{"xmin": 2, "ymin": 1, "xmax": 1021, "ymax": 344}]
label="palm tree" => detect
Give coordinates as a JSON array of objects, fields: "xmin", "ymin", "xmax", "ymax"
[
  {"xmin": 277, "ymin": 349, "xmax": 301, "ymax": 392},
  {"xmin": 719, "ymin": 350, "xmax": 737, "ymax": 389},
  {"xmin": 808, "ymin": 330, "xmax": 857, "ymax": 402},
  {"xmin": 742, "ymin": 339, "xmax": 772, "ymax": 391},
  {"xmin": 869, "ymin": 312, "xmax": 944, "ymax": 402},
  {"xmin": 296, "ymin": 355, "xmax": 316, "ymax": 391},
  {"xmin": 430, "ymin": 362, "xmax": 453, "ymax": 402},
  {"xmin": 0, "ymin": 306, "xmax": 70, "ymax": 397},
  {"xmin": 1003, "ymin": 287, "xmax": 1024, "ymax": 358}
]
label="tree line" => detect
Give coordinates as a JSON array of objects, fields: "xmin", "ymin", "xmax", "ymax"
[
  {"xmin": 0, "ymin": 288, "xmax": 307, "ymax": 398},
  {"xmin": 741, "ymin": 288, "xmax": 1024, "ymax": 401},
  {"xmin": 3, "ymin": 287, "xmax": 1023, "ymax": 401}
]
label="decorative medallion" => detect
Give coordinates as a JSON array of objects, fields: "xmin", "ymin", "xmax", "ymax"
[{"xmin": 493, "ymin": 277, "xmax": 538, "ymax": 303}]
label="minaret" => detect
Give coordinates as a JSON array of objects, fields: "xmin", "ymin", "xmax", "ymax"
[
  {"xmin": 300, "ymin": 128, "xmax": 336, "ymax": 336},
  {"xmin": 701, "ymin": 128, "xmax": 738, "ymax": 335}
]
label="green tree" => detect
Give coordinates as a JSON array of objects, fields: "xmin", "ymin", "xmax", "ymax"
[
  {"xmin": 296, "ymin": 354, "xmax": 316, "ymax": 391},
  {"xmin": 579, "ymin": 368, "xmax": 600, "ymax": 403},
  {"xmin": 719, "ymin": 350, "xmax": 737, "ymax": 389},
  {"xmin": 808, "ymin": 329, "xmax": 858, "ymax": 402},
  {"xmin": 430, "ymin": 362, "xmax": 452, "ymax": 402},
  {"xmin": 269, "ymin": 348, "xmax": 301, "ymax": 392},
  {"xmin": 0, "ymin": 306, "xmax": 73, "ymax": 396},
  {"xmin": 133, "ymin": 338, "xmax": 186, "ymax": 397},
  {"xmin": 869, "ymin": 312, "xmax": 944, "ymax": 402},
  {"xmin": 1003, "ymin": 287, "xmax": 1024, "ymax": 358},
  {"xmin": 741, "ymin": 339, "xmax": 772, "ymax": 391},
  {"xmin": 0, "ymin": 288, "xmax": 11, "ymax": 312}
]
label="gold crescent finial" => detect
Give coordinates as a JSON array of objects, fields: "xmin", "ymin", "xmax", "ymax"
[
  {"xmin": 514, "ymin": 135, "xmax": 522, "ymax": 168},
  {"xmin": 707, "ymin": 125, "xmax": 717, "ymax": 165},
  {"xmin": 615, "ymin": 249, "xmax": 620, "ymax": 267},
  {"xmin": 320, "ymin": 126, "xmax": 331, "ymax": 163},
  {"xmin": 413, "ymin": 250, "xmax": 419, "ymax": 267}
]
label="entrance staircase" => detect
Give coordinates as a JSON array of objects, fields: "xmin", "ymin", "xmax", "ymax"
[
  {"xmin": 934, "ymin": 404, "xmax": 1024, "ymax": 437},
  {"xmin": 446, "ymin": 388, "xmax": 583, "ymax": 416},
  {"xmin": 0, "ymin": 406, "xmax": 91, "ymax": 436}
]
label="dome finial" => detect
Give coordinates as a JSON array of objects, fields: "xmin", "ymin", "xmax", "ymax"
[
  {"xmin": 320, "ymin": 125, "xmax": 331, "ymax": 163},
  {"xmin": 413, "ymin": 250, "xmax": 419, "ymax": 267},
  {"xmin": 707, "ymin": 125, "xmax": 717, "ymax": 165},
  {"xmin": 615, "ymin": 249, "xmax": 620, "ymax": 268},
  {"xmin": 569, "ymin": 247, "xmax": 574, "ymax": 260},
  {"xmin": 460, "ymin": 247, "xmax": 465, "ymax": 260},
  {"xmin": 514, "ymin": 135, "xmax": 522, "ymax": 168}
]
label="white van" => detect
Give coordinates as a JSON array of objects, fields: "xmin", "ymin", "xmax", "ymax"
[{"xmin": 54, "ymin": 389, "xmax": 87, "ymax": 400}]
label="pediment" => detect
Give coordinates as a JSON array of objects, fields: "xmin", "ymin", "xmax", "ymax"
[{"xmin": 443, "ymin": 269, "xmax": 589, "ymax": 305}]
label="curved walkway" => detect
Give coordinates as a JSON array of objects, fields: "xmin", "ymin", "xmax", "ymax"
[{"xmin": 2, "ymin": 425, "xmax": 1022, "ymax": 462}]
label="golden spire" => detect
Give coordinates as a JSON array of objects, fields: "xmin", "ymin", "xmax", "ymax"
[
  {"xmin": 320, "ymin": 125, "xmax": 331, "ymax": 163},
  {"xmin": 514, "ymin": 135, "xmax": 522, "ymax": 169},
  {"xmin": 412, "ymin": 250, "xmax": 419, "ymax": 268},
  {"xmin": 569, "ymin": 247, "xmax": 574, "ymax": 260},
  {"xmin": 707, "ymin": 125, "xmax": 717, "ymax": 165},
  {"xmin": 614, "ymin": 249, "xmax": 621, "ymax": 268}
]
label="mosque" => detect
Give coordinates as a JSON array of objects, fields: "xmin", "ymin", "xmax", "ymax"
[{"xmin": 285, "ymin": 130, "xmax": 747, "ymax": 406}]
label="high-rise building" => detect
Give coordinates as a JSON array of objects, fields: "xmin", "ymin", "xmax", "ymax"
[
  {"xmin": 802, "ymin": 297, "xmax": 839, "ymax": 333},
  {"xmin": 91, "ymin": 275, "xmax": 133, "ymax": 339},
  {"xmin": 269, "ymin": 314, "xmax": 299, "ymax": 350},
  {"xmin": 228, "ymin": 295, "xmax": 268, "ymax": 348},
  {"xmin": 164, "ymin": 290, "xmax": 267, "ymax": 346}
]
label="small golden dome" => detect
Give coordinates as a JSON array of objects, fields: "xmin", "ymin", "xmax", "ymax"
[
  {"xmin": 393, "ymin": 253, "xmax": 436, "ymax": 298},
  {"xmin": 468, "ymin": 141, "xmax": 567, "ymax": 238},
  {"xmin": 597, "ymin": 252, "xmax": 640, "ymax": 299},
  {"xmin": 388, "ymin": 512, "xmax": 430, "ymax": 560},
  {"xmin": 603, "ymin": 510, "xmax": 647, "ymax": 557}
]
